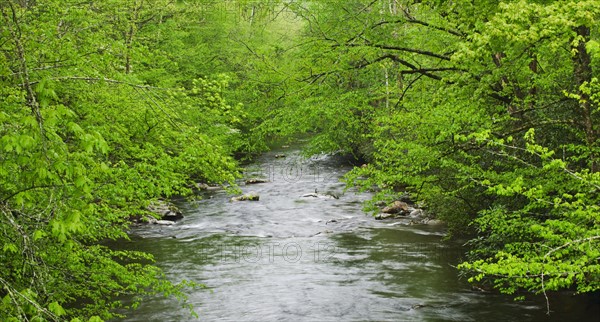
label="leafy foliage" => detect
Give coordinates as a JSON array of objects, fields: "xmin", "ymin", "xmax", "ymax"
[
  {"xmin": 260, "ymin": 0, "xmax": 600, "ymax": 308},
  {"xmin": 2, "ymin": 0, "xmax": 600, "ymax": 318},
  {"xmin": 0, "ymin": 0, "xmax": 246, "ymax": 320}
]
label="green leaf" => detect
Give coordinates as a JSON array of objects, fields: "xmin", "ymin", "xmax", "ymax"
[
  {"xmin": 2, "ymin": 243, "xmax": 18, "ymax": 254},
  {"xmin": 33, "ymin": 230, "xmax": 46, "ymax": 241},
  {"xmin": 48, "ymin": 301, "xmax": 66, "ymax": 316}
]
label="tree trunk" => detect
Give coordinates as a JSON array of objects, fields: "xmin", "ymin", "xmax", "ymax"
[
  {"xmin": 572, "ymin": 25, "xmax": 596, "ymax": 171},
  {"xmin": 125, "ymin": 1, "xmax": 142, "ymax": 74},
  {"xmin": 1, "ymin": 2, "xmax": 44, "ymax": 138}
]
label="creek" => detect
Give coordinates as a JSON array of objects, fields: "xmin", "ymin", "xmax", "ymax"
[{"xmin": 117, "ymin": 147, "xmax": 599, "ymax": 321}]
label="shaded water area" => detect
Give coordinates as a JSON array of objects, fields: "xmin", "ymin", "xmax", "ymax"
[{"xmin": 118, "ymin": 147, "xmax": 600, "ymax": 321}]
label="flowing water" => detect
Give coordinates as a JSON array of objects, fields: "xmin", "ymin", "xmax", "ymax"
[{"xmin": 117, "ymin": 148, "xmax": 599, "ymax": 321}]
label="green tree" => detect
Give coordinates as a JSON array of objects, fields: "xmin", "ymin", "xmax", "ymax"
[
  {"xmin": 270, "ymin": 0, "xmax": 600, "ymax": 309},
  {"xmin": 0, "ymin": 0, "xmax": 244, "ymax": 320}
]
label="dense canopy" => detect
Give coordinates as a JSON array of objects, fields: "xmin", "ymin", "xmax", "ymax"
[{"xmin": 1, "ymin": 0, "xmax": 599, "ymax": 320}]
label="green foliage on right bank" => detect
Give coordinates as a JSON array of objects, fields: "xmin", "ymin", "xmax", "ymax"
[{"xmin": 259, "ymin": 0, "xmax": 600, "ymax": 306}]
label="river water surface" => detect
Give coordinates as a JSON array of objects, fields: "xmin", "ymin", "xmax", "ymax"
[{"xmin": 118, "ymin": 148, "xmax": 599, "ymax": 321}]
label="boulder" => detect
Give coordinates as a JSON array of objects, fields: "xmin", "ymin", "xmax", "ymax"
[
  {"xmin": 375, "ymin": 213, "xmax": 395, "ymax": 220},
  {"xmin": 155, "ymin": 220, "xmax": 175, "ymax": 226},
  {"xmin": 382, "ymin": 201, "xmax": 409, "ymax": 215},
  {"xmin": 196, "ymin": 182, "xmax": 210, "ymax": 190},
  {"xmin": 162, "ymin": 211, "xmax": 183, "ymax": 221},
  {"xmin": 245, "ymin": 178, "xmax": 269, "ymax": 184},
  {"xmin": 301, "ymin": 192, "xmax": 339, "ymax": 199},
  {"xmin": 312, "ymin": 229, "xmax": 333, "ymax": 236},
  {"xmin": 424, "ymin": 219, "xmax": 445, "ymax": 225},
  {"xmin": 147, "ymin": 200, "xmax": 183, "ymax": 221},
  {"xmin": 409, "ymin": 208, "xmax": 425, "ymax": 218},
  {"xmin": 411, "ymin": 304, "xmax": 428, "ymax": 310},
  {"xmin": 375, "ymin": 212, "xmax": 411, "ymax": 220},
  {"xmin": 231, "ymin": 191, "xmax": 260, "ymax": 201},
  {"xmin": 196, "ymin": 183, "xmax": 221, "ymax": 191}
]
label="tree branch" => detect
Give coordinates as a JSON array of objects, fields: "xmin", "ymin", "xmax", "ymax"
[
  {"xmin": 355, "ymin": 54, "xmax": 456, "ymax": 81},
  {"xmin": 1, "ymin": 2, "xmax": 45, "ymax": 141},
  {"xmin": 341, "ymin": 42, "xmax": 451, "ymax": 61},
  {"xmin": 21, "ymin": 76, "xmax": 177, "ymax": 90},
  {"xmin": 400, "ymin": 7, "xmax": 465, "ymax": 37},
  {"xmin": 369, "ymin": 10, "xmax": 465, "ymax": 38}
]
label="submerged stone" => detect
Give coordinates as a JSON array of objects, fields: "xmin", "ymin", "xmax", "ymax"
[{"xmin": 231, "ymin": 191, "xmax": 260, "ymax": 201}]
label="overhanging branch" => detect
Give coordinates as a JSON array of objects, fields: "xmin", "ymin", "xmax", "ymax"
[
  {"xmin": 21, "ymin": 76, "xmax": 177, "ymax": 90},
  {"xmin": 341, "ymin": 42, "xmax": 451, "ymax": 61},
  {"xmin": 356, "ymin": 54, "xmax": 458, "ymax": 81}
]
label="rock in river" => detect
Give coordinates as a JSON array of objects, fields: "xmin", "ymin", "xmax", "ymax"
[
  {"xmin": 155, "ymin": 220, "xmax": 176, "ymax": 226},
  {"xmin": 147, "ymin": 200, "xmax": 183, "ymax": 221},
  {"xmin": 409, "ymin": 208, "xmax": 425, "ymax": 218},
  {"xmin": 423, "ymin": 218, "xmax": 445, "ymax": 225},
  {"xmin": 375, "ymin": 213, "xmax": 396, "ymax": 220},
  {"xmin": 195, "ymin": 182, "xmax": 222, "ymax": 191},
  {"xmin": 245, "ymin": 178, "xmax": 269, "ymax": 184},
  {"xmin": 301, "ymin": 192, "xmax": 339, "ymax": 199},
  {"xmin": 231, "ymin": 191, "xmax": 260, "ymax": 201},
  {"xmin": 381, "ymin": 201, "xmax": 410, "ymax": 215}
]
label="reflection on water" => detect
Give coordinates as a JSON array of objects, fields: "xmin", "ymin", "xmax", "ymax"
[{"xmin": 116, "ymin": 149, "xmax": 600, "ymax": 321}]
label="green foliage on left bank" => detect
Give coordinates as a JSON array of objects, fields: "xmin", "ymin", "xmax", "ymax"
[{"xmin": 0, "ymin": 0, "xmax": 248, "ymax": 320}]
